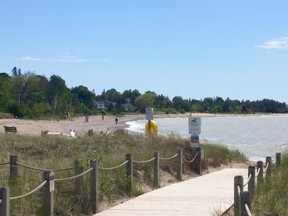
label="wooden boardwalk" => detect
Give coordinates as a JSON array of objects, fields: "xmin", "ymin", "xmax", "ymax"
[{"xmin": 94, "ymin": 168, "xmax": 247, "ymax": 216}]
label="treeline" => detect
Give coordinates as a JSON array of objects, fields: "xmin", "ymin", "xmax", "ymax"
[{"xmin": 0, "ymin": 68, "xmax": 287, "ymax": 118}]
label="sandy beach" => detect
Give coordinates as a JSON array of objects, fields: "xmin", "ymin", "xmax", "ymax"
[
  {"xmin": 0, "ymin": 113, "xmax": 232, "ymax": 137},
  {"xmin": 0, "ymin": 114, "xmax": 143, "ymax": 136}
]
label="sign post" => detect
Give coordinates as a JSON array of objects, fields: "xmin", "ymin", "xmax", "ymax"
[
  {"xmin": 145, "ymin": 108, "xmax": 154, "ymax": 135},
  {"xmin": 188, "ymin": 117, "xmax": 203, "ymax": 174},
  {"xmin": 188, "ymin": 117, "xmax": 201, "ymax": 147},
  {"xmin": 145, "ymin": 107, "xmax": 154, "ymax": 121}
]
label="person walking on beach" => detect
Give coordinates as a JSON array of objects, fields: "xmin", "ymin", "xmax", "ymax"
[{"xmin": 115, "ymin": 117, "xmax": 118, "ymax": 125}]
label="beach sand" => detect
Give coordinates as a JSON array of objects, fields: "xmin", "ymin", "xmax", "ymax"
[
  {"xmin": 0, "ymin": 113, "xmax": 224, "ymax": 137},
  {"xmin": 0, "ymin": 114, "xmax": 144, "ymax": 136}
]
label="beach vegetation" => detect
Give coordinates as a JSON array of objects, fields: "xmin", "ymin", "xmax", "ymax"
[
  {"xmin": 0, "ymin": 132, "xmax": 247, "ymax": 215},
  {"xmin": 251, "ymin": 153, "xmax": 288, "ymax": 215}
]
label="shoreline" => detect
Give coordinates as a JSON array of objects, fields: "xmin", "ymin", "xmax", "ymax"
[{"xmin": 1, "ymin": 112, "xmax": 287, "ymax": 137}]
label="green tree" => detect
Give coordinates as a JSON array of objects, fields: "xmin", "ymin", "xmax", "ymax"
[
  {"xmin": 71, "ymin": 85, "xmax": 94, "ymax": 112},
  {"xmin": 47, "ymin": 75, "xmax": 67, "ymax": 114},
  {"xmin": 11, "ymin": 66, "xmax": 21, "ymax": 76},
  {"xmin": 122, "ymin": 89, "xmax": 141, "ymax": 104},
  {"xmin": 0, "ymin": 73, "xmax": 11, "ymax": 111},
  {"xmin": 135, "ymin": 91, "xmax": 157, "ymax": 113}
]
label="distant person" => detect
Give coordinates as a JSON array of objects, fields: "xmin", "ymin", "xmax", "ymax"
[
  {"xmin": 102, "ymin": 114, "xmax": 104, "ymax": 120},
  {"xmin": 115, "ymin": 117, "xmax": 118, "ymax": 125}
]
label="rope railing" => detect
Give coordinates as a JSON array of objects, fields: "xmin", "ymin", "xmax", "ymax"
[
  {"xmin": 255, "ymin": 167, "xmax": 261, "ymax": 177},
  {"xmin": 237, "ymin": 185, "xmax": 241, "ymax": 197},
  {"xmin": 183, "ymin": 151, "xmax": 199, "ymax": 163},
  {"xmin": 264, "ymin": 162, "xmax": 270, "ymax": 173},
  {"xmin": 16, "ymin": 162, "xmax": 48, "ymax": 172},
  {"xmin": 160, "ymin": 153, "xmax": 179, "ymax": 160},
  {"xmin": 100, "ymin": 160, "xmax": 129, "ymax": 171},
  {"xmin": 16, "ymin": 162, "xmax": 74, "ymax": 172},
  {"xmin": 245, "ymin": 203, "xmax": 253, "ymax": 216},
  {"xmin": 0, "ymin": 162, "xmax": 9, "ymax": 166},
  {"xmin": 10, "ymin": 180, "xmax": 47, "ymax": 200},
  {"xmin": 1, "ymin": 148, "xmax": 203, "ymax": 215},
  {"xmin": 234, "ymin": 154, "xmax": 281, "ymax": 216},
  {"xmin": 55, "ymin": 167, "xmax": 93, "ymax": 181},
  {"xmin": 244, "ymin": 173, "xmax": 252, "ymax": 187},
  {"xmin": 133, "ymin": 157, "xmax": 156, "ymax": 164}
]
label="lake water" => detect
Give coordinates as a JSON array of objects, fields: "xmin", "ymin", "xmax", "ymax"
[{"xmin": 126, "ymin": 115, "xmax": 288, "ymax": 161}]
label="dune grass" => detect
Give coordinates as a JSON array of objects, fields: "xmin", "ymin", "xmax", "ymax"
[
  {"xmin": 0, "ymin": 132, "xmax": 247, "ymax": 215},
  {"xmin": 251, "ymin": 153, "xmax": 288, "ymax": 215}
]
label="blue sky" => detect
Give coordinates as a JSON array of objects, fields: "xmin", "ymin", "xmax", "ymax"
[{"xmin": 1, "ymin": 1, "xmax": 288, "ymax": 103}]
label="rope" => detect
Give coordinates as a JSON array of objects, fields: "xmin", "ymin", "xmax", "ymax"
[
  {"xmin": 160, "ymin": 153, "xmax": 179, "ymax": 161},
  {"xmin": 10, "ymin": 180, "xmax": 47, "ymax": 200},
  {"xmin": 133, "ymin": 157, "xmax": 156, "ymax": 164},
  {"xmin": 0, "ymin": 162, "xmax": 9, "ymax": 166},
  {"xmin": 17, "ymin": 162, "xmax": 48, "ymax": 172},
  {"xmin": 255, "ymin": 167, "xmax": 261, "ymax": 177},
  {"xmin": 16, "ymin": 162, "xmax": 74, "ymax": 172},
  {"xmin": 183, "ymin": 151, "xmax": 199, "ymax": 163},
  {"xmin": 245, "ymin": 203, "xmax": 253, "ymax": 216},
  {"xmin": 244, "ymin": 174, "xmax": 252, "ymax": 187},
  {"xmin": 55, "ymin": 167, "xmax": 93, "ymax": 181},
  {"xmin": 237, "ymin": 185, "xmax": 241, "ymax": 198},
  {"xmin": 100, "ymin": 160, "xmax": 129, "ymax": 171},
  {"xmin": 264, "ymin": 162, "xmax": 269, "ymax": 173}
]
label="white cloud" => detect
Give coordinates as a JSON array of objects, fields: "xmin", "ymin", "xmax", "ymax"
[
  {"xmin": 256, "ymin": 37, "xmax": 288, "ymax": 50},
  {"xmin": 22, "ymin": 55, "xmax": 88, "ymax": 62},
  {"xmin": 57, "ymin": 54, "xmax": 88, "ymax": 62},
  {"xmin": 22, "ymin": 56, "xmax": 44, "ymax": 61}
]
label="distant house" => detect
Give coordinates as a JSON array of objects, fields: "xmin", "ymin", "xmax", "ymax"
[{"xmin": 93, "ymin": 100, "xmax": 116, "ymax": 110}]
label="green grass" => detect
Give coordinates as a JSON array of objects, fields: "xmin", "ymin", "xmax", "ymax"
[
  {"xmin": 252, "ymin": 153, "xmax": 288, "ymax": 215},
  {"xmin": 0, "ymin": 132, "xmax": 247, "ymax": 215}
]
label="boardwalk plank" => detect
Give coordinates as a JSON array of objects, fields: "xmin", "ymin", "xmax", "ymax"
[{"xmin": 95, "ymin": 168, "xmax": 247, "ymax": 216}]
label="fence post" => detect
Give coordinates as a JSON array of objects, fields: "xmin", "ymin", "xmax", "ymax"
[
  {"xmin": 9, "ymin": 155, "xmax": 18, "ymax": 181},
  {"xmin": 0, "ymin": 187, "xmax": 9, "ymax": 216},
  {"xmin": 234, "ymin": 175, "xmax": 243, "ymax": 216},
  {"xmin": 193, "ymin": 147, "xmax": 202, "ymax": 175},
  {"xmin": 153, "ymin": 152, "xmax": 160, "ymax": 188},
  {"xmin": 43, "ymin": 170, "xmax": 54, "ymax": 216},
  {"xmin": 265, "ymin": 156, "xmax": 272, "ymax": 178},
  {"xmin": 125, "ymin": 154, "xmax": 133, "ymax": 193},
  {"xmin": 75, "ymin": 160, "xmax": 84, "ymax": 194},
  {"xmin": 90, "ymin": 160, "xmax": 98, "ymax": 214},
  {"xmin": 276, "ymin": 153, "xmax": 281, "ymax": 166},
  {"xmin": 177, "ymin": 148, "xmax": 183, "ymax": 181},
  {"xmin": 240, "ymin": 191, "xmax": 251, "ymax": 216},
  {"xmin": 257, "ymin": 161, "xmax": 264, "ymax": 183},
  {"xmin": 248, "ymin": 166, "xmax": 255, "ymax": 198}
]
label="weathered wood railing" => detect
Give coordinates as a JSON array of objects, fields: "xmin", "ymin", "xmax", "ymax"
[
  {"xmin": 0, "ymin": 147, "xmax": 203, "ymax": 215},
  {"xmin": 234, "ymin": 153, "xmax": 281, "ymax": 216}
]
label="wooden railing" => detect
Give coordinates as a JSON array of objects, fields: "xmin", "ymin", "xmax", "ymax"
[{"xmin": 0, "ymin": 147, "xmax": 203, "ymax": 215}]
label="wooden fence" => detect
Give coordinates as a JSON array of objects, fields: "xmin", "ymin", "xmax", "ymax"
[
  {"xmin": 0, "ymin": 147, "xmax": 203, "ymax": 215},
  {"xmin": 234, "ymin": 153, "xmax": 282, "ymax": 216}
]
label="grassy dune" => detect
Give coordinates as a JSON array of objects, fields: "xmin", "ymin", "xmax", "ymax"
[{"xmin": 0, "ymin": 132, "xmax": 247, "ymax": 215}]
